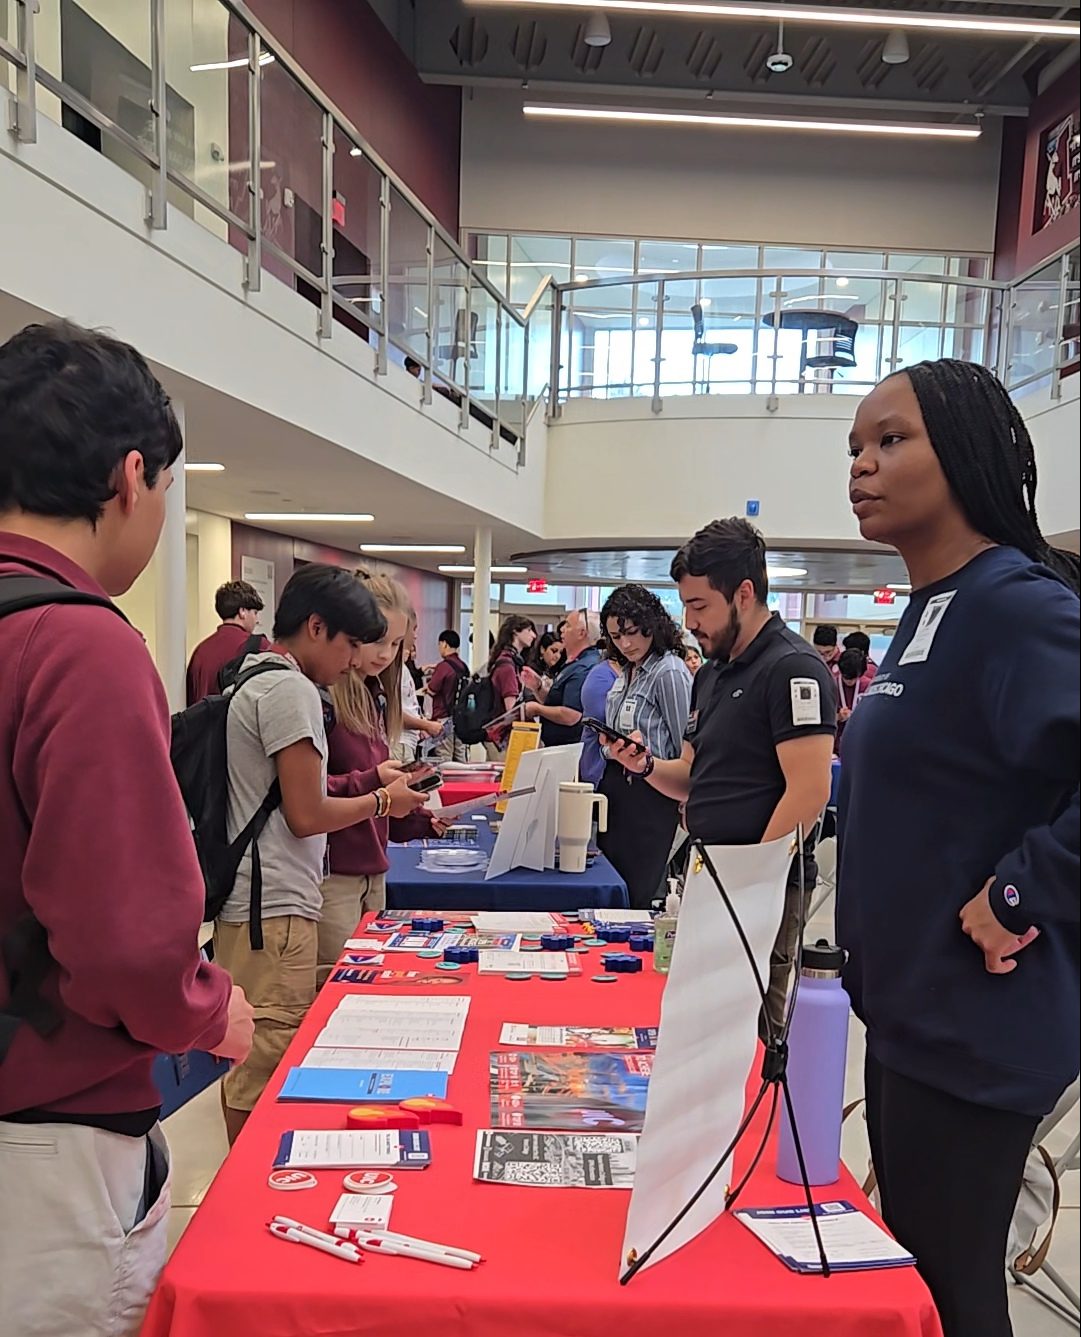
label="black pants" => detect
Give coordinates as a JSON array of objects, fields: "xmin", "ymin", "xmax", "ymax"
[
  {"xmin": 864, "ymin": 1052, "xmax": 1038, "ymax": 1337},
  {"xmin": 598, "ymin": 764, "xmax": 680, "ymax": 909}
]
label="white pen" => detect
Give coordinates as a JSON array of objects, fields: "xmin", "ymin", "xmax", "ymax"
[
  {"xmin": 368, "ymin": 1229, "xmax": 483, "ymax": 1264},
  {"xmin": 352, "ymin": 1233, "xmax": 474, "ymax": 1269},
  {"xmin": 268, "ymin": 1221, "xmax": 362, "ymax": 1264}
]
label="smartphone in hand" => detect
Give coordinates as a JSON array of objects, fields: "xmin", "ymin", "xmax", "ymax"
[{"xmin": 580, "ymin": 718, "xmax": 646, "ymax": 753}]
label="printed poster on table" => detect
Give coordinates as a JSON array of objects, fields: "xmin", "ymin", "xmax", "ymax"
[
  {"xmin": 490, "ymin": 1051, "xmax": 652, "ymax": 1132},
  {"xmin": 473, "ymin": 1130, "xmax": 638, "ymax": 1189}
]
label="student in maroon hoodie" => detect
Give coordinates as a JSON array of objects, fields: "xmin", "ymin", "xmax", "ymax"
[
  {"xmin": 321, "ymin": 572, "xmax": 447, "ymax": 982},
  {"xmin": 185, "ymin": 579, "xmax": 267, "ymax": 705},
  {"xmin": 0, "ymin": 321, "xmax": 254, "ymax": 1336}
]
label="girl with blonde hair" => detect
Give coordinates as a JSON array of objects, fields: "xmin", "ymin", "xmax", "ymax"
[{"xmin": 320, "ymin": 570, "xmax": 440, "ymax": 982}]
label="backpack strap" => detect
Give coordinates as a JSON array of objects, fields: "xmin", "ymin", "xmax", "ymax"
[
  {"xmin": 0, "ymin": 914, "xmax": 62, "ymax": 1061},
  {"xmin": 226, "ymin": 660, "xmax": 292, "ymax": 949},
  {"xmin": 0, "ymin": 574, "xmax": 128, "ymax": 622},
  {"xmin": 0, "ymin": 578, "xmax": 128, "ymax": 1058}
]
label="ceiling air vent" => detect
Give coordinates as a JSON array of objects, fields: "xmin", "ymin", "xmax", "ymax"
[
  {"xmin": 572, "ymin": 24, "xmax": 606, "ymax": 73},
  {"xmin": 628, "ymin": 26, "xmax": 665, "ymax": 79},
  {"xmin": 686, "ymin": 32, "xmax": 724, "ymax": 82},
  {"xmin": 511, "ymin": 20, "xmax": 548, "ymax": 76},
  {"xmin": 449, "ymin": 17, "xmax": 488, "ymax": 69}
]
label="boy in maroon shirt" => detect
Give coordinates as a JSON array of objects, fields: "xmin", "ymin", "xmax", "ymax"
[
  {"xmin": 0, "ymin": 322, "xmax": 254, "ymax": 1335},
  {"xmin": 185, "ymin": 579, "xmax": 267, "ymax": 705}
]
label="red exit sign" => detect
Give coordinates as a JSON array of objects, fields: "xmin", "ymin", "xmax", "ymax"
[
  {"xmin": 526, "ymin": 579, "xmax": 548, "ymax": 595},
  {"xmin": 873, "ymin": 588, "xmax": 896, "ymax": 605}
]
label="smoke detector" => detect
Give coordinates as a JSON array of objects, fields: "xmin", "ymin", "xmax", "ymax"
[{"xmin": 766, "ymin": 18, "xmax": 792, "ymax": 74}]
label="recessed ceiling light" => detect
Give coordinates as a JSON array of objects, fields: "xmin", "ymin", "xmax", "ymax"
[
  {"xmin": 574, "ymin": 273, "xmax": 590, "ymax": 282},
  {"xmin": 439, "ymin": 564, "xmax": 530, "ymax": 575},
  {"xmin": 244, "ymin": 512, "xmax": 375, "ymax": 522},
  {"xmin": 524, "ymin": 105, "xmax": 981, "ymax": 139},
  {"xmin": 349, "ymin": 146, "xmax": 363, "ymax": 157},
  {"xmin": 698, "ymin": 296, "xmax": 712, "ymax": 307},
  {"xmin": 835, "ymin": 276, "xmax": 850, "ymax": 288},
  {"xmin": 478, "ymin": 1, "xmax": 1079, "ymax": 39},
  {"xmin": 886, "ymin": 582, "xmax": 912, "ymax": 591},
  {"xmin": 767, "ymin": 565, "xmax": 808, "ymax": 578},
  {"xmin": 360, "ymin": 544, "xmax": 467, "ymax": 554},
  {"xmin": 184, "ymin": 462, "xmax": 225, "ymax": 472}
]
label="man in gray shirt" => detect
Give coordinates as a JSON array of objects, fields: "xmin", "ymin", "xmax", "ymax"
[{"xmin": 214, "ymin": 565, "xmax": 428, "ymax": 1142}]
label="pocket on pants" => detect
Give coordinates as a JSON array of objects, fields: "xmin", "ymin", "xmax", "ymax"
[{"xmin": 106, "ymin": 1126, "xmax": 172, "ymax": 1336}]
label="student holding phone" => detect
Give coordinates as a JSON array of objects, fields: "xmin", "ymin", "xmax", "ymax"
[
  {"xmin": 321, "ymin": 572, "xmax": 445, "ymax": 984},
  {"xmin": 596, "ymin": 585, "xmax": 693, "ymax": 908}
]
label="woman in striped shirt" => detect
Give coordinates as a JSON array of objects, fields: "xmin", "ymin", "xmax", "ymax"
[{"xmin": 598, "ymin": 585, "xmax": 693, "ymax": 908}]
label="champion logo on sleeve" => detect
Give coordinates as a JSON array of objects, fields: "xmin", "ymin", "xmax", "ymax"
[{"xmin": 1003, "ymin": 884, "xmax": 1021, "ymax": 908}]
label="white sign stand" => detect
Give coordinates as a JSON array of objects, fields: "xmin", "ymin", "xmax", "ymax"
[
  {"xmin": 620, "ymin": 833, "xmax": 794, "ymax": 1277},
  {"xmin": 485, "ymin": 744, "xmax": 582, "ymax": 879}
]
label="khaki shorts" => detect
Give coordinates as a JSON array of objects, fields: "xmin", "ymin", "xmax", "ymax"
[
  {"xmin": 317, "ymin": 873, "xmax": 387, "ymax": 987},
  {"xmin": 214, "ymin": 916, "xmax": 317, "ymax": 1112}
]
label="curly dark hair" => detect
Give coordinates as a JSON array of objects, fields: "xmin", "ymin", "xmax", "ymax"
[{"xmin": 599, "ymin": 584, "xmax": 685, "ymax": 668}]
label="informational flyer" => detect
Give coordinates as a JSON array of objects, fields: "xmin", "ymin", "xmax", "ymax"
[
  {"xmin": 489, "ymin": 1051, "xmax": 653, "ymax": 1132},
  {"xmin": 477, "ymin": 950, "xmax": 581, "ymax": 976},
  {"xmin": 499, "ymin": 1024, "xmax": 657, "ymax": 1051},
  {"xmin": 473, "ymin": 1130, "xmax": 637, "ymax": 1189}
]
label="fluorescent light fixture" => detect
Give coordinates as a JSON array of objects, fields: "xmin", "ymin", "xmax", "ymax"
[
  {"xmin": 887, "ymin": 582, "xmax": 912, "ymax": 592},
  {"xmin": 184, "ymin": 462, "xmax": 225, "ymax": 472},
  {"xmin": 190, "ymin": 52, "xmax": 275, "ymax": 72},
  {"xmin": 245, "ymin": 512, "xmax": 374, "ymax": 522},
  {"xmin": 360, "ymin": 544, "xmax": 467, "ymax": 554},
  {"xmin": 524, "ymin": 105, "xmax": 981, "ymax": 139},
  {"xmin": 766, "ymin": 565, "xmax": 808, "ymax": 578},
  {"xmin": 475, "ymin": 1, "xmax": 1079, "ymax": 39},
  {"xmin": 439, "ymin": 564, "xmax": 529, "ymax": 575}
]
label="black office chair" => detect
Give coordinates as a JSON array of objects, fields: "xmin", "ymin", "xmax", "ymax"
[
  {"xmin": 691, "ymin": 303, "xmax": 738, "ymax": 391},
  {"xmin": 804, "ymin": 315, "xmax": 858, "ymax": 372}
]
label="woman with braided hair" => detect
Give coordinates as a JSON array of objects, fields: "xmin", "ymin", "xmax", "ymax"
[{"xmin": 837, "ymin": 359, "xmax": 1079, "ymax": 1337}]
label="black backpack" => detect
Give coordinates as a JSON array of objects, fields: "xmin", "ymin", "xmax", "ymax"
[
  {"xmin": 217, "ymin": 633, "xmax": 265, "ymax": 693},
  {"xmin": 452, "ymin": 669, "xmax": 500, "ymax": 745},
  {"xmin": 0, "ymin": 576, "xmax": 130, "ymax": 1060},
  {"xmin": 170, "ymin": 660, "xmax": 290, "ymax": 950}
]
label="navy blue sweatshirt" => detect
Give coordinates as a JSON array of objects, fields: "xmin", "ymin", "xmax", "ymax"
[{"xmin": 837, "ymin": 546, "xmax": 1079, "ymax": 1118}]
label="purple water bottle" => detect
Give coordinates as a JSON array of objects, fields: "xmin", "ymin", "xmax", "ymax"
[{"xmin": 776, "ymin": 939, "xmax": 849, "ymax": 1187}]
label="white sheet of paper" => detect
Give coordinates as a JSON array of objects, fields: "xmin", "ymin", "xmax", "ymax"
[
  {"xmin": 620, "ymin": 834, "xmax": 795, "ymax": 1277},
  {"xmin": 586, "ymin": 909, "xmax": 654, "ymax": 926},
  {"xmin": 315, "ymin": 1024, "xmax": 466, "ymax": 1051},
  {"xmin": 277, "ymin": 1131, "xmax": 401, "ymax": 1168},
  {"xmin": 333, "ymin": 995, "xmax": 470, "ymax": 1014},
  {"xmin": 735, "ymin": 1202, "xmax": 915, "ymax": 1271},
  {"xmin": 429, "ymin": 786, "xmax": 535, "ymax": 820},
  {"xmin": 343, "ymin": 938, "xmax": 389, "ymax": 950},
  {"xmin": 300, "ymin": 1048, "xmax": 458, "ymax": 1073},
  {"xmin": 478, "ymin": 950, "xmax": 572, "ymax": 975},
  {"xmin": 472, "ymin": 912, "xmax": 558, "ymax": 933}
]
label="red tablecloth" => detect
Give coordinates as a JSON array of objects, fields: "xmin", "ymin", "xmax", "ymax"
[
  {"xmin": 436, "ymin": 779, "xmax": 504, "ymax": 808},
  {"xmin": 141, "ymin": 926, "xmax": 942, "ymax": 1337}
]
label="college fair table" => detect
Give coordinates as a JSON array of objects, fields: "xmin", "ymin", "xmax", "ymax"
[
  {"xmin": 386, "ymin": 822, "xmax": 630, "ymax": 913},
  {"xmin": 140, "ymin": 924, "xmax": 942, "ymax": 1337}
]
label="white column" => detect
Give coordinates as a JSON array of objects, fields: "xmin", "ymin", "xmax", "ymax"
[
  {"xmin": 471, "ymin": 525, "xmax": 492, "ymax": 671},
  {"xmin": 155, "ymin": 402, "xmax": 188, "ymax": 710}
]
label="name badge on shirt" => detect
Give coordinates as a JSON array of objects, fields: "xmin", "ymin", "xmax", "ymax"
[
  {"xmin": 618, "ymin": 696, "xmax": 638, "ymax": 734},
  {"xmin": 790, "ymin": 679, "xmax": 822, "ymax": 726},
  {"xmin": 898, "ymin": 590, "xmax": 957, "ymax": 666}
]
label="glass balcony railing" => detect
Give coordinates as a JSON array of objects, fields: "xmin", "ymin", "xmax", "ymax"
[
  {"xmin": 1, "ymin": 0, "xmax": 1076, "ymax": 431},
  {"xmin": 547, "ymin": 248, "xmax": 1078, "ymax": 409},
  {"xmin": 0, "ymin": 0, "xmax": 551, "ymax": 461}
]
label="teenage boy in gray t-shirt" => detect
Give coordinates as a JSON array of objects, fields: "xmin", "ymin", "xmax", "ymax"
[{"xmin": 214, "ymin": 564, "xmax": 428, "ymax": 1143}]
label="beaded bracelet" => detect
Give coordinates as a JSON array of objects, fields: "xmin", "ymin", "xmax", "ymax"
[{"xmin": 639, "ymin": 752, "xmax": 656, "ymax": 781}]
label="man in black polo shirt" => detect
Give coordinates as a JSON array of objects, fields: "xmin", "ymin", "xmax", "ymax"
[{"xmin": 606, "ymin": 518, "xmax": 835, "ymax": 1034}]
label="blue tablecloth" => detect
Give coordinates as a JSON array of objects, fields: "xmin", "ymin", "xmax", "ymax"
[{"xmin": 385, "ymin": 822, "xmax": 629, "ymax": 912}]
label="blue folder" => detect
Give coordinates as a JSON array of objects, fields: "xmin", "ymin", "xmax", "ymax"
[{"xmin": 277, "ymin": 1067, "xmax": 449, "ymax": 1103}]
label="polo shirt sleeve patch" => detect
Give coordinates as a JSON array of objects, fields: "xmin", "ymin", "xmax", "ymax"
[{"xmin": 790, "ymin": 677, "xmax": 822, "ymax": 726}]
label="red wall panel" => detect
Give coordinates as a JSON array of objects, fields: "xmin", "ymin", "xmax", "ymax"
[
  {"xmin": 995, "ymin": 66, "xmax": 1080, "ymax": 279},
  {"xmin": 246, "ymin": 0, "xmax": 461, "ymax": 234},
  {"xmin": 231, "ymin": 523, "xmax": 453, "ymax": 662}
]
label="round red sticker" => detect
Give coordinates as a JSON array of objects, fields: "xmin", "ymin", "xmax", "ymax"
[
  {"xmin": 342, "ymin": 1170, "xmax": 397, "ymax": 1195},
  {"xmin": 268, "ymin": 1169, "xmax": 318, "ymax": 1191}
]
